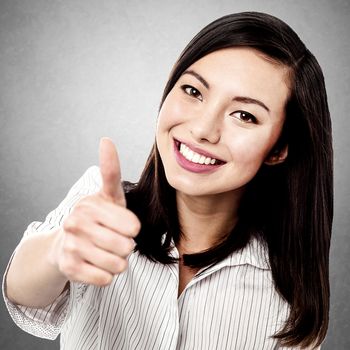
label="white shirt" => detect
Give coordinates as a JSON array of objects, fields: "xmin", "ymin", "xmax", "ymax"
[{"xmin": 3, "ymin": 166, "xmax": 318, "ymax": 349}]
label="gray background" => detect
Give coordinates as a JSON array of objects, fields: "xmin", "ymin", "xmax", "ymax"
[{"xmin": 0, "ymin": 0, "xmax": 349, "ymax": 349}]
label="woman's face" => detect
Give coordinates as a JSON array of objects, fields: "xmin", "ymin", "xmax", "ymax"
[{"xmin": 156, "ymin": 47, "xmax": 290, "ymax": 198}]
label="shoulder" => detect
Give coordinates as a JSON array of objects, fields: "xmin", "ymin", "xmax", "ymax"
[{"xmin": 66, "ymin": 166, "xmax": 102, "ymax": 196}]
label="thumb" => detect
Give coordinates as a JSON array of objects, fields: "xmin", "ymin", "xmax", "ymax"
[{"xmin": 99, "ymin": 137, "xmax": 126, "ymax": 206}]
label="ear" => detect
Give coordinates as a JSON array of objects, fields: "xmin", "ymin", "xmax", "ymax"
[{"xmin": 264, "ymin": 145, "xmax": 288, "ymax": 165}]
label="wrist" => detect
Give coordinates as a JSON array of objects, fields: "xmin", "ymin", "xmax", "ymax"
[{"xmin": 46, "ymin": 228, "xmax": 68, "ymax": 283}]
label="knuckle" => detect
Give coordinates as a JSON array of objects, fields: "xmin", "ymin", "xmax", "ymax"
[
  {"xmin": 96, "ymin": 273, "xmax": 113, "ymax": 286},
  {"xmin": 63, "ymin": 239, "xmax": 79, "ymax": 255},
  {"xmin": 74, "ymin": 200, "xmax": 93, "ymax": 216},
  {"xmin": 59, "ymin": 260, "xmax": 77, "ymax": 278},
  {"xmin": 119, "ymin": 241, "xmax": 129, "ymax": 255},
  {"xmin": 115, "ymin": 258, "xmax": 128, "ymax": 274},
  {"xmin": 129, "ymin": 218, "xmax": 141, "ymax": 237},
  {"xmin": 117, "ymin": 239, "xmax": 134, "ymax": 257},
  {"xmin": 127, "ymin": 239, "xmax": 136, "ymax": 252},
  {"xmin": 124, "ymin": 239, "xmax": 136, "ymax": 255},
  {"xmin": 63, "ymin": 216, "xmax": 80, "ymax": 232},
  {"xmin": 108, "ymin": 256, "xmax": 122, "ymax": 274},
  {"xmin": 77, "ymin": 193, "xmax": 102, "ymax": 207}
]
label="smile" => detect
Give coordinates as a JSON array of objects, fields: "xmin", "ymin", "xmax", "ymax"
[
  {"xmin": 179, "ymin": 143, "xmax": 219, "ymax": 165},
  {"xmin": 173, "ymin": 139, "xmax": 225, "ymax": 174}
]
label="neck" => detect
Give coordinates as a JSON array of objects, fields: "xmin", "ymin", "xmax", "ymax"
[{"xmin": 176, "ymin": 190, "xmax": 243, "ymax": 255}]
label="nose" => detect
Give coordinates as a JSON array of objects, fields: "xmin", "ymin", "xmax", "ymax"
[{"xmin": 189, "ymin": 109, "xmax": 221, "ymax": 144}]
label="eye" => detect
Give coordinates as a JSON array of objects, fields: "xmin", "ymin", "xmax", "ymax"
[
  {"xmin": 181, "ymin": 85, "xmax": 203, "ymax": 101},
  {"xmin": 230, "ymin": 110, "xmax": 258, "ymax": 124}
]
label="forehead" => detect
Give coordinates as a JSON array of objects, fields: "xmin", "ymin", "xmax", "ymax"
[{"xmin": 185, "ymin": 47, "xmax": 291, "ymax": 111}]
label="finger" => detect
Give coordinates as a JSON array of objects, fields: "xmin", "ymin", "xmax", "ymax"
[
  {"xmin": 76, "ymin": 239, "xmax": 128, "ymax": 275},
  {"xmin": 99, "ymin": 137, "xmax": 126, "ymax": 206},
  {"xmin": 60, "ymin": 256, "xmax": 115, "ymax": 286},
  {"xmin": 84, "ymin": 223, "xmax": 136, "ymax": 258},
  {"xmin": 61, "ymin": 235, "xmax": 128, "ymax": 282},
  {"xmin": 66, "ymin": 236, "xmax": 127, "ymax": 275},
  {"xmin": 95, "ymin": 202, "xmax": 141, "ymax": 237},
  {"xmin": 67, "ymin": 198, "xmax": 141, "ymax": 238},
  {"xmin": 75, "ymin": 263, "xmax": 115, "ymax": 286}
]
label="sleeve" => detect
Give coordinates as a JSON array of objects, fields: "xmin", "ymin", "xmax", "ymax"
[{"xmin": 2, "ymin": 166, "xmax": 102, "ymax": 340}]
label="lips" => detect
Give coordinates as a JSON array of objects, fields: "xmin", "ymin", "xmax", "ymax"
[{"xmin": 173, "ymin": 139, "xmax": 226, "ymax": 173}]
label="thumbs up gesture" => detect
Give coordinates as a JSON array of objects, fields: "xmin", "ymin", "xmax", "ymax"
[
  {"xmin": 99, "ymin": 137, "xmax": 127, "ymax": 206},
  {"xmin": 54, "ymin": 138, "xmax": 141, "ymax": 286}
]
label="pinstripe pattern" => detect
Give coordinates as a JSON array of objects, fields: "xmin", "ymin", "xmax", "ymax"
[{"xmin": 3, "ymin": 166, "xmax": 318, "ymax": 349}]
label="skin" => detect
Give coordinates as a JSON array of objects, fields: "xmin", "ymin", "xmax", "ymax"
[
  {"xmin": 6, "ymin": 138, "xmax": 140, "ymax": 307},
  {"xmin": 4, "ymin": 45, "xmax": 320, "ymax": 349},
  {"xmin": 156, "ymin": 48, "xmax": 290, "ymax": 261},
  {"xmin": 6, "ymin": 48, "xmax": 291, "ymax": 306}
]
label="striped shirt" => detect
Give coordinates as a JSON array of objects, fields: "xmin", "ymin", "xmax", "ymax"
[{"xmin": 3, "ymin": 166, "xmax": 319, "ymax": 349}]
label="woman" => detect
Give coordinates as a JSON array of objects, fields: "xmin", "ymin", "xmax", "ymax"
[{"xmin": 3, "ymin": 11, "xmax": 332, "ymax": 349}]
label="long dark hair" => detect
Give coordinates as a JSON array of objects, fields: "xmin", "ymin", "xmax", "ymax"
[{"xmin": 126, "ymin": 12, "xmax": 333, "ymax": 348}]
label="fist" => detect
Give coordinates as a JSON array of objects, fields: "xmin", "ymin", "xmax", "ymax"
[{"xmin": 54, "ymin": 138, "xmax": 140, "ymax": 286}]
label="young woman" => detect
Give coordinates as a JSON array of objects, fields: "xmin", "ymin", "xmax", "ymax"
[{"xmin": 3, "ymin": 11, "xmax": 332, "ymax": 349}]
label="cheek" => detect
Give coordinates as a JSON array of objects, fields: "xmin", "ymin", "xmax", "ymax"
[
  {"xmin": 156, "ymin": 98, "xmax": 180, "ymax": 152},
  {"xmin": 157, "ymin": 94, "xmax": 190, "ymax": 134},
  {"xmin": 226, "ymin": 128, "xmax": 280, "ymax": 166}
]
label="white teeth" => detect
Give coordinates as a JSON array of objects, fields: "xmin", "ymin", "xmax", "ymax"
[
  {"xmin": 192, "ymin": 153, "xmax": 200, "ymax": 163},
  {"xmin": 183, "ymin": 147, "xmax": 189, "ymax": 157},
  {"xmin": 178, "ymin": 142, "xmax": 218, "ymax": 165}
]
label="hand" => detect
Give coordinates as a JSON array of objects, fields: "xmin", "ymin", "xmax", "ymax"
[{"xmin": 53, "ymin": 137, "xmax": 140, "ymax": 286}]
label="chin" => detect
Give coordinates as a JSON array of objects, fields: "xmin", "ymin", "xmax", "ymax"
[
  {"xmin": 165, "ymin": 175, "xmax": 205, "ymax": 195},
  {"xmin": 166, "ymin": 175, "xmax": 221, "ymax": 197}
]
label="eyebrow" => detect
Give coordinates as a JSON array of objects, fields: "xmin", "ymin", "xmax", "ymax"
[
  {"xmin": 182, "ymin": 70, "xmax": 210, "ymax": 89},
  {"xmin": 232, "ymin": 96, "xmax": 270, "ymax": 113},
  {"xmin": 181, "ymin": 69, "xmax": 270, "ymax": 113}
]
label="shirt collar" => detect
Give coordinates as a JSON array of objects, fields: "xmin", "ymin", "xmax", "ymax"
[
  {"xmin": 165, "ymin": 234, "xmax": 270, "ymax": 271},
  {"xmin": 227, "ymin": 236, "xmax": 270, "ymax": 270}
]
